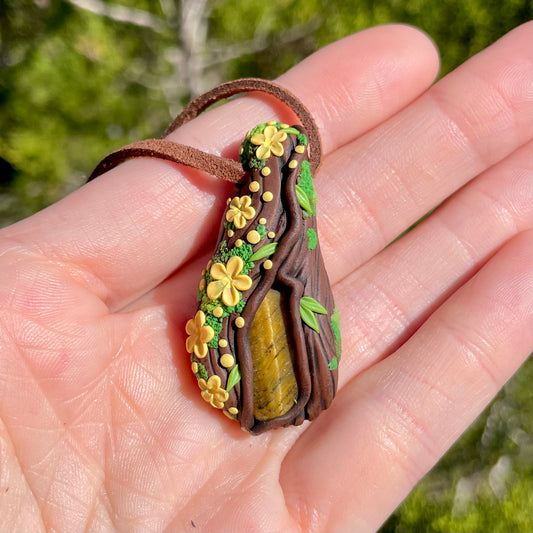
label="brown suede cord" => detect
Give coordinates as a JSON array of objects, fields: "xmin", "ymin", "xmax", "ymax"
[
  {"xmin": 87, "ymin": 139, "xmax": 245, "ymax": 183},
  {"xmin": 164, "ymin": 78, "xmax": 321, "ymax": 171},
  {"xmin": 87, "ymin": 78, "xmax": 321, "ymax": 183}
]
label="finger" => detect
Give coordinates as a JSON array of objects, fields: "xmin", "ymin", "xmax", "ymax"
[
  {"xmin": 317, "ymin": 21, "xmax": 532, "ymax": 282},
  {"xmin": 2, "ymin": 25, "xmax": 439, "ymax": 310},
  {"xmin": 129, "ymin": 136, "xmax": 530, "ymax": 353},
  {"xmin": 336, "ymin": 141, "xmax": 532, "ymax": 384},
  {"xmin": 280, "ymin": 230, "xmax": 532, "ymax": 532}
]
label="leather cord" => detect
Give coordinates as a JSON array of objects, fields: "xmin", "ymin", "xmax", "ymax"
[{"xmin": 87, "ymin": 78, "xmax": 321, "ymax": 183}]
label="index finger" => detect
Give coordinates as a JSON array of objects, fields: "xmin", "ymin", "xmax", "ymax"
[{"xmin": 1, "ymin": 25, "xmax": 439, "ymax": 310}]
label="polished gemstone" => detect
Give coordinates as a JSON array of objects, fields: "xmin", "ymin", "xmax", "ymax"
[{"xmin": 249, "ymin": 289, "xmax": 298, "ymax": 421}]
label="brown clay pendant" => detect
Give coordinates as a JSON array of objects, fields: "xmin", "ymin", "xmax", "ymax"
[
  {"xmin": 186, "ymin": 121, "xmax": 341, "ymax": 434},
  {"xmin": 87, "ymin": 78, "xmax": 341, "ymax": 434}
]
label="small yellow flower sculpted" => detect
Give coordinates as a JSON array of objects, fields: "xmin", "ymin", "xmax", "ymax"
[
  {"xmin": 250, "ymin": 125, "xmax": 287, "ymax": 159},
  {"xmin": 185, "ymin": 311, "xmax": 214, "ymax": 358},
  {"xmin": 226, "ymin": 195, "xmax": 255, "ymax": 229},
  {"xmin": 207, "ymin": 256, "xmax": 252, "ymax": 307},
  {"xmin": 198, "ymin": 375, "xmax": 229, "ymax": 409}
]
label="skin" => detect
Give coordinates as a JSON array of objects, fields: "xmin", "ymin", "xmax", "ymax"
[{"xmin": 0, "ymin": 22, "xmax": 531, "ymax": 533}]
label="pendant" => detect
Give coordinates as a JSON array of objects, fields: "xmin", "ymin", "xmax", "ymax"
[{"xmin": 185, "ymin": 121, "xmax": 341, "ymax": 434}]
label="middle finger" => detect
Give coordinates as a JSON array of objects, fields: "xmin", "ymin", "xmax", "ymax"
[{"xmin": 317, "ymin": 22, "xmax": 532, "ymax": 283}]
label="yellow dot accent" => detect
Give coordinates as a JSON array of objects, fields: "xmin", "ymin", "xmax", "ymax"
[
  {"xmin": 267, "ymin": 120, "xmax": 277, "ymax": 125},
  {"xmin": 235, "ymin": 317, "xmax": 245, "ymax": 328},
  {"xmin": 219, "ymin": 339, "xmax": 228, "ymax": 348},
  {"xmin": 220, "ymin": 354, "xmax": 235, "ymax": 368},
  {"xmin": 249, "ymin": 181, "xmax": 260, "ymax": 192},
  {"xmin": 267, "ymin": 231, "xmax": 275, "ymax": 238},
  {"xmin": 259, "ymin": 217, "xmax": 267, "ymax": 225},
  {"xmin": 191, "ymin": 362, "xmax": 198, "ymax": 373},
  {"xmin": 227, "ymin": 229, "xmax": 234, "ymax": 237},
  {"xmin": 289, "ymin": 160, "xmax": 298, "ymax": 169},
  {"xmin": 235, "ymin": 239, "xmax": 243, "ymax": 247},
  {"xmin": 262, "ymin": 191, "xmax": 273, "ymax": 202},
  {"xmin": 280, "ymin": 123, "xmax": 289, "ymax": 129},
  {"xmin": 239, "ymin": 147, "xmax": 244, "ymax": 155},
  {"xmin": 213, "ymin": 306, "xmax": 223, "ymax": 318},
  {"xmin": 206, "ymin": 260, "xmax": 212, "ymax": 270},
  {"xmin": 229, "ymin": 407, "xmax": 238, "ymax": 415},
  {"xmin": 261, "ymin": 167, "xmax": 271, "ymax": 177},
  {"xmin": 227, "ymin": 197, "xmax": 232, "ymax": 205},
  {"xmin": 264, "ymin": 260, "xmax": 273, "ymax": 270},
  {"xmin": 199, "ymin": 278, "xmax": 206, "ymax": 291},
  {"xmin": 247, "ymin": 230, "xmax": 261, "ymax": 245},
  {"xmin": 223, "ymin": 410, "xmax": 235, "ymax": 420},
  {"xmin": 295, "ymin": 145, "xmax": 305, "ymax": 154}
]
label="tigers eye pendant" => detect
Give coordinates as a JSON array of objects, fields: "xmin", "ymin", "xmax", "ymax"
[{"xmin": 186, "ymin": 121, "xmax": 341, "ymax": 434}]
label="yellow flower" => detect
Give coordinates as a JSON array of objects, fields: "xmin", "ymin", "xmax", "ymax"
[
  {"xmin": 185, "ymin": 311, "xmax": 214, "ymax": 358},
  {"xmin": 198, "ymin": 375, "xmax": 229, "ymax": 409},
  {"xmin": 250, "ymin": 125, "xmax": 287, "ymax": 159},
  {"xmin": 226, "ymin": 195, "xmax": 256, "ymax": 229},
  {"xmin": 207, "ymin": 256, "xmax": 252, "ymax": 307}
]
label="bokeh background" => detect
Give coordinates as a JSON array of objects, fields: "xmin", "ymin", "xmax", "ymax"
[{"xmin": 0, "ymin": 1, "xmax": 531, "ymax": 531}]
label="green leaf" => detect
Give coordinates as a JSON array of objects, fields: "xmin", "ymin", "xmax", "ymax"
[
  {"xmin": 250, "ymin": 242, "xmax": 278, "ymax": 261},
  {"xmin": 280, "ymin": 126, "xmax": 300, "ymax": 135},
  {"xmin": 300, "ymin": 296, "xmax": 327, "ymax": 315},
  {"xmin": 299, "ymin": 296, "xmax": 328, "ymax": 333},
  {"xmin": 226, "ymin": 364, "xmax": 241, "ymax": 392},
  {"xmin": 299, "ymin": 304, "xmax": 320, "ymax": 333},
  {"xmin": 295, "ymin": 183, "xmax": 313, "ymax": 216},
  {"xmin": 328, "ymin": 357, "xmax": 338, "ymax": 370}
]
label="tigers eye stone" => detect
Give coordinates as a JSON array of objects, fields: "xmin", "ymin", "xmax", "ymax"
[{"xmin": 249, "ymin": 289, "xmax": 298, "ymax": 421}]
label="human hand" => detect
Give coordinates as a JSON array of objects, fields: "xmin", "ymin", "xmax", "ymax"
[{"xmin": 0, "ymin": 22, "xmax": 531, "ymax": 532}]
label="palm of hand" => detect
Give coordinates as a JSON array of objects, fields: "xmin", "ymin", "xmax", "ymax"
[{"xmin": 0, "ymin": 23, "xmax": 531, "ymax": 532}]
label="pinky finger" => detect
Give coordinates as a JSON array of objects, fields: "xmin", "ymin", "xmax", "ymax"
[{"xmin": 280, "ymin": 230, "xmax": 532, "ymax": 533}]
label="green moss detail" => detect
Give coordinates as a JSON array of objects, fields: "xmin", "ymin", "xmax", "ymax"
[
  {"xmin": 239, "ymin": 123, "xmax": 268, "ymax": 170},
  {"xmin": 331, "ymin": 304, "xmax": 342, "ymax": 360},
  {"xmin": 227, "ymin": 242, "xmax": 254, "ymax": 274},
  {"xmin": 298, "ymin": 160, "xmax": 317, "ymax": 216},
  {"xmin": 205, "ymin": 314, "xmax": 222, "ymax": 348},
  {"xmin": 200, "ymin": 295, "xmax": 219, "ymax": 313},
  {"xmin": 225, "ymin": 294, "xmax": 247, "ymax": 315},
  {"xmin": 190, "ymin": 355, "xmax": 209, "ymax": 381},
  {"xmin": 297, "ymin": 132, "xmax": 308, "ymax": 146},
  {"xmin": 211, "ymin": 240, "xmax": 229, "ymax": 267},
  {"xmin": 235, "ymin": 298, "xmax": 247, "ymax": 313},
  {"xmin": 224, "ymin": 220, "xmax": 235, "ymax": 231},
  {"xmin": 256, "ymin": 224, "xmax": 267, "ymax": 238},
  {"xmin": 208, "ymin": 240, "xmax": 254, "ymax": 275},
  {"xmin": 306, "ymin": 228, "xmax": 317, "ymax": 250},
  {"xmin": 197, "ymin": 284, "xmax": 205, "ymax": 303},
  {"xmin": 328, "ymin": 357, "xmax": 338, "ymax": 371}
]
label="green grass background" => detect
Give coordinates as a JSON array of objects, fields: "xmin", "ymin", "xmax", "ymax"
[{"xmin": 0, "ymin": 1, "xmax": 531, "ymax": 531}]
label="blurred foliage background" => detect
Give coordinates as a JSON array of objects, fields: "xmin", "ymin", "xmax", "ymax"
[{"xmin": 0, "ymin": 1, "xmax": 531, "ymax": 531}]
